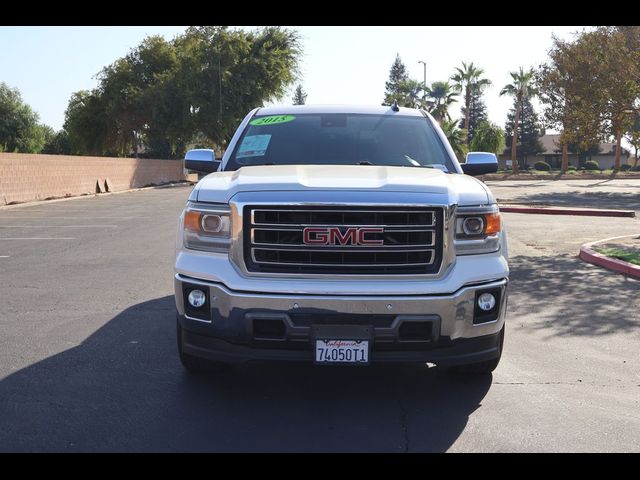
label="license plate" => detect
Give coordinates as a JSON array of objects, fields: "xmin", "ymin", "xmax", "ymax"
[{"xmin": 315, "ymin": 339, "xmax": 369, "ymax": 365}]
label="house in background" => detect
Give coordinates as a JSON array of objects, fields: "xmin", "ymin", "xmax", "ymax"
[{"xmin": 499, "ymin": 134, "xmax": 631, "ymax": 169}]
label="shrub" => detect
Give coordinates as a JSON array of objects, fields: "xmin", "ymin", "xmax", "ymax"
[
  {"xmin": 534, "ymin": 161, "xmax": 551, "ymax": 171},
  {"xmin": 583, "ymin": 160, "xmax": 600, "ymax": 171},
  {"xmin": 620, "ymin": 164, "xmax": 632, "ymax": 171},
  {"xmin": 566, "ymin": 165, "xmax": 577, "ymax": 171}
]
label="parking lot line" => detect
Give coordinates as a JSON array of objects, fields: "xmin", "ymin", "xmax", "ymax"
[
  {"xmin": 0, "ymin": 225, "xmax": 118, "ymax": 228},
  {"xmin": 0, "ymin": 237, "xmax": 76, "ymax": 240},
  {"xmin": 0, "ymin": 216, "xmax": 142, "ymax": 219}
]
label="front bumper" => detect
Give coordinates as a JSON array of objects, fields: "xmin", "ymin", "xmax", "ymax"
[{"xmin": 175, "ymin": 274, "xmax": 508, "ymax": 365}]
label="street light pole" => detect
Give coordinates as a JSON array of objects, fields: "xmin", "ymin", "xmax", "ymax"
[{"xmin": 418, "ymin": 60, "xmax": 426, "ymax": 88}]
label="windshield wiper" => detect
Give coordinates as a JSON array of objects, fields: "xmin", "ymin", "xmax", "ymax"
[{"xmin": 357, "ymin": 161, "xmax": 374, "ymax": 165}]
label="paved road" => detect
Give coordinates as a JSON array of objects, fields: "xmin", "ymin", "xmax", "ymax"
[
  {"xmin": 487, "ymin": 178, "xmax": 640, "ymax": 213},
  {"xmin": 0, "ymin": 186, "xmax": 638, "ymax": 452}
]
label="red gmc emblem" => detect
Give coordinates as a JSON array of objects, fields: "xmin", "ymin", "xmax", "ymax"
[{"xmin": 303, "ymin": 227, "xmax": 384, "ymax": 246}]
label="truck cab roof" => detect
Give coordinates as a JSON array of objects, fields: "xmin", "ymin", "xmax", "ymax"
[{"xmin": 255, "ymin": 104, "xmax": 425, "ymax": 117}]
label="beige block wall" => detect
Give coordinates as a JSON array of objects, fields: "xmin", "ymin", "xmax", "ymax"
[{"xmin": 0, "ymin": 153, "xmax": 193, "ymax": 205}]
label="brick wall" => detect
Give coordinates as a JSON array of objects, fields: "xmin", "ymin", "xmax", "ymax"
[{"xmin": 0, "ymin": 153, "xmax": 194, "ymax": 205}]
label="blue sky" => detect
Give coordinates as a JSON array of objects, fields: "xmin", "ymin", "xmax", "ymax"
[{"xmin": 0, "ymin": 26, "xmax": 584, "ymax": 131}]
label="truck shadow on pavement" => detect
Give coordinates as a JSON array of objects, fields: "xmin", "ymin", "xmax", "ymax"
[
  {"xmin": 0, "ymin": 295, "xmax": 491, "ymax": 452},
  {"xmin": 508, "ymin": 253, "xmax": 640, "ymax": 338}
]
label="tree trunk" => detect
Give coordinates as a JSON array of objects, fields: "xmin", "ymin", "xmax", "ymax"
[
  {"xmin": 614, "ymin": 132, "xmax": 622, "ymax": 169},
  {"xmin": 634, "ymin": 146, "xmax": 639, "ymax": 168},
  {"xmin": 511, "ymin": 97, "xmax": 521, "ymax": 174},
  {"xmin": 464, "ymin": 85, "xmax": 471, "ymax": 147},
  {"xmin": 560, "ymin": 140, "xmax": 569, "ymax": 172}
]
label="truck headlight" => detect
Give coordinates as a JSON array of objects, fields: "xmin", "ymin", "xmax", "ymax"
[
  {"xmin": 183, "ymin": 203, "xmax": 231, "ymax": 252},
  {"xmin": 454, "ymin": 207, "xmax": 501, "ymax": 255}
]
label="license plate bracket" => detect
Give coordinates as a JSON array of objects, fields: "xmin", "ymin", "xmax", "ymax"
[{"xmin": 312, "ymin": 324, "xmax": 373, "ymax": 365}]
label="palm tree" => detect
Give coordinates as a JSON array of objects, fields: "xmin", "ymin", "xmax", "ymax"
[
  {"xmin": 451, "ymin": 61, "xmax": 492, "ymax": 146},
  {"xmin": 500, "ymin": 67, "xmax": 537, "ymax": 174},
  {"xmin": 470, "ymin": 121, "xmax": 506, "ymax": 155},
  {"xmin": 424, "ymin": 81, "xmax": 458, "ymax": 123},
  {"xmin": 440, "ymin": 118, "xmax": 467, "ymax": 160}
]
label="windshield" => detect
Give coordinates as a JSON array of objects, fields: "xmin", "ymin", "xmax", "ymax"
[{"xmin": 224, "ymin": 113, "xmax": 456, "ymax": 172}]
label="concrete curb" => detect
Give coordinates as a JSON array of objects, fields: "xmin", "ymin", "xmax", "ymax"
[
  {"xmin": 499, "ymin": 204, "xmax": 636, "ymax": 218},
  {"xmin": 0, "ymin": 182, "xmax": 195, "ymax": 211},
  {"xmin": 579, "ymin": 235, "xmax": 640, "ymax": 280}
]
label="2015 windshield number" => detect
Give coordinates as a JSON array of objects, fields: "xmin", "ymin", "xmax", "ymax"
[{"xmin": 249, "ymin": 115, "xmax": 296, "ymax": 126}]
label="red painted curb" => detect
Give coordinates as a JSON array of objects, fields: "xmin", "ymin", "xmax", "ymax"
[
  {"xmin": 579, "ymin": 245, "xmax": 640, "ymax": 279},
  {"xmin": 499, "ymin": 205, "xmax": 635, "ymax": 217}
]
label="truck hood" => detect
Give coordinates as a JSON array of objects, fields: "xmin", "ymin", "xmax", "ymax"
[{"xmin": 193, "ymin": 165, "xmax": 494, "ymax": 206}]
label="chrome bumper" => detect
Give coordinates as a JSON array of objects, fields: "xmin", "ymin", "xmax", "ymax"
[{"xmin": 175, "ymin": 274, "xmax": 508, "ymax": 342}]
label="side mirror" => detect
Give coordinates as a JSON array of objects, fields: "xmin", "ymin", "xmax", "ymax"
[
  {"xmin": 184, "ymin": 149, "xmax": 221, "ymax": 174},
  {"xmin": 461, "ymin": 152, "xmax": 498, "ymax": 176}
]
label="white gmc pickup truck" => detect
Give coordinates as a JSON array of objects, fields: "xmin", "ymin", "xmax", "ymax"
[{"xmin": 174, "ymin": 104, "xmax": 508, "ymax": 374}]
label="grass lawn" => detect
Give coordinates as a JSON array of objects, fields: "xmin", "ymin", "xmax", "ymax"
[{"xmin": 594, "ymin": 247, "xmax": 640, "ymax": 266}]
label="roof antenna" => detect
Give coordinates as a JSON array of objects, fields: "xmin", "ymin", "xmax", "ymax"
[{"xmin": 391, "ymin": 100, "xmax": 400, "ymax": 112}]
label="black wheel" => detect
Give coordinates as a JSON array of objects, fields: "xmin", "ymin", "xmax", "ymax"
[
  {"xmin": 448, "ymin": 326, "xmax": 504, "ymax": 375},
  {"xmin": 177, "ymin": 320, "xmax": 230, "ymax": 373}
]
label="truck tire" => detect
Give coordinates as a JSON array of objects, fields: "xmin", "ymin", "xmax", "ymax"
[
  {"xmin": 448, "ymin": 326, "xmax": 504, "ymax": 375},
  {"xmin": 177, "ymin": 321, "xmax": 230, "ymax": 373}
]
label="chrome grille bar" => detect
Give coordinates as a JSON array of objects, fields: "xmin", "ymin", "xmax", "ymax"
[{"xmin": 244, "ymin": 206, "xmax": 443, "ymax": 275}]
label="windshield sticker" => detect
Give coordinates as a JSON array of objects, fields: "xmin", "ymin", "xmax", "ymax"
[
  {"xmin": 236, "ymin": 134, "xmax": 272, "ymax": 158},
  {"xmin": 249, "ymin": 115, "xmax": 296, "ymax": 126}
]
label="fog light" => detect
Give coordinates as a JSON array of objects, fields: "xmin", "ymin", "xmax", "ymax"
[
  {"xmin": 477, "ymin": 292, "xmax": 496, "ymax": 311},
  {"xmin": 188, "ymin": 289, "xmax": 206, "ymax": 308}
]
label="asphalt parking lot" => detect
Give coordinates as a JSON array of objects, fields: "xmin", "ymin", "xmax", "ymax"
[
  {"xmin": 0, "ymin": 183, "xmax": 639, "ymax": 452},
  {"xmin": 486, "ymin": 178, "xmax": 640, "ymax": 213}
]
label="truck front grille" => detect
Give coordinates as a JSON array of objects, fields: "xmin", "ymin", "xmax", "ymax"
[{"xmin": 243, "ymin": 206, "xmax": 444, "ymax": 275}]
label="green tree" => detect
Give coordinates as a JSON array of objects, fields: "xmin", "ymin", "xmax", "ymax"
[
  {"xmin": 63, "ymin": 26, "xmax": 301, "ymax": 158},
  {"xmin": 500, "ymin": 67, "xmax": 536, "ymax": 173},
  {"xmin": 383, "ymin": 54, "xmax": 409, "ymax": 105},
  {"xmin": 170, "ymin": 26, "xmax": 301, "ymax": 151},
  {"xmin": 42, "ymin": 129, "xmax": 73, "ymax": 155},
  {"xmin": 64, "ymin": 90, "xmax": 114, "ymax": 156},
  {"xmin": 0, "ymin": 82, "xmax": 48, "ymax": 153},
  {"xmin": 458, "ymin": 86, "xmax": 488, "ymax": 143},
  {"xmin": 537, "ymin": 36, "xmax": 594, "ymax": 173},
  {"xmin": 95, "ymin": 35, "xmax": 181, "ymax": 157},
  {"xmin": 470, "ymin": 121, "xmax": 505, "ymax": 155},
  {"xmin": 424, "ymin": 81, "xmax": 457, "ymax": 123},
  {"xmin": 440, "ymin": 118, "xmax": 467, "ymax": 160},
  {"xmin": 504, "ymin": 96, "xmax": 543, "ymax": 164},
  {"xmin": 37, "ymin": 124, "xmax": 55, "ymax": 152},
  {"xmin": 451, "ymin": 62, "xmax": 491, "ymax": 147},
  {"xmin": 586, "ymin": 27, "xmax": 640, "ymax": 169},
  {"xmin": 292, "ymin": 84, "xmax": 307, "ymax": 105},
  {"xmin": 538, "ymin": 27, "xmax": 640, "ymax": 172}
]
